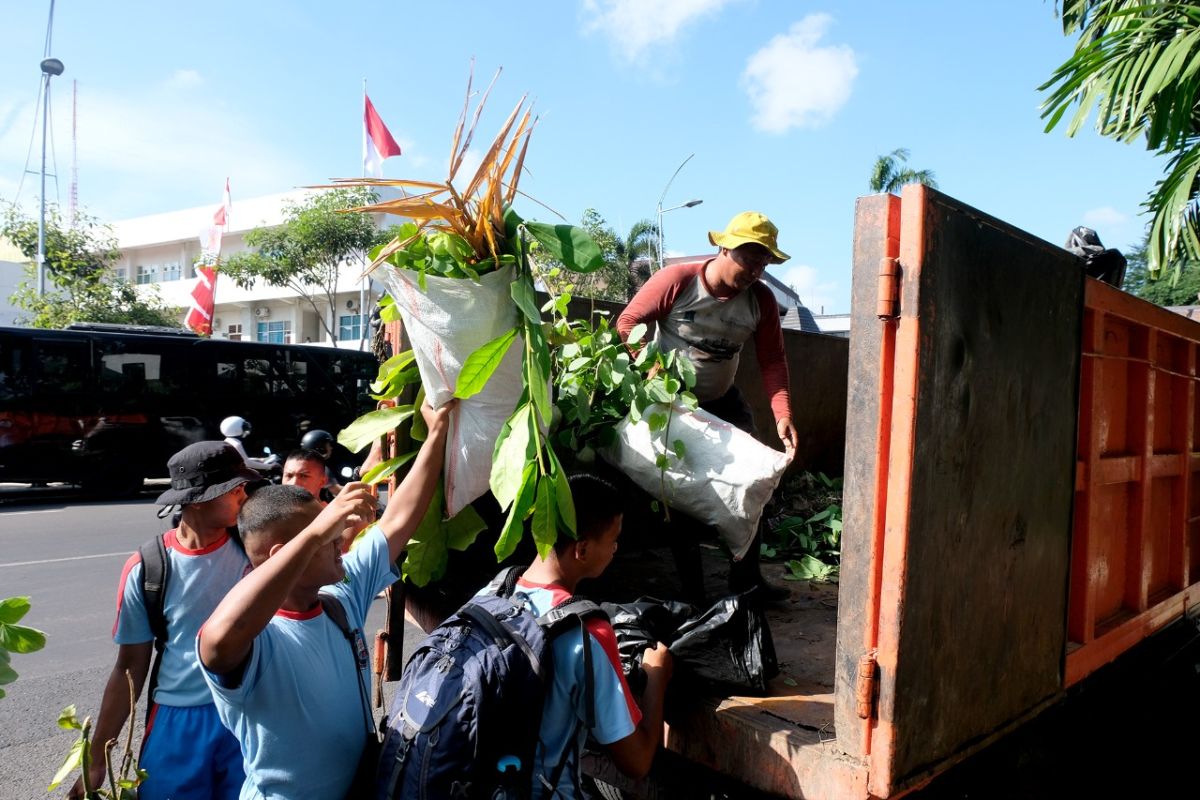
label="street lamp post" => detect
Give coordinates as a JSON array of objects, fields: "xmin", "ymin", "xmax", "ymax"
[
  {"xmin": 655, "ymin": 154, "xmax": 703, "ymax": 272},
  {"xmin": 657, "ymin": 199, "xmax": 703, "ymax": 272},
  {"xmin": 37, "ymin": 56, "xmax": 64, "ymax": 298}
]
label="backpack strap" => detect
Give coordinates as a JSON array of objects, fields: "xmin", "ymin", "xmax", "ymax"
[
  {"xmin": 538, "ymin": 597, "xmax": 607, "ymax": 795},
  {"xmin": 137, "ymin": 534, "xmax": 170, "ymax": 726},
  {"xmin": 319, "ymin": 593, "xmax": 375, "ymax": 736},
  {"xmin": 482, "ymin": 566, "xmax": 526, "ymax": 599},
  {"xmin": 459, "ymin": 602, "xmax": 544, "ymax": 680}
]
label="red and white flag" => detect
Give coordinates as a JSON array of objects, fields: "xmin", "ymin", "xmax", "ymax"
[
  {"xmin": 198, "ymin": 177, "xmax": 231, "ymax": 259},
  {"xmin": 187, "ymin": 179, "xmax": 230, "ymax": 336},
  {"xmin": 185, "ymin": 265, "xmax": 218, "ymax": 335},
  {"xmin": 363, "ymin": 94, "xmax": 401, "ymax": 177}
]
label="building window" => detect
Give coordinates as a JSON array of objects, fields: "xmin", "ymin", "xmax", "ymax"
[
  {"xmin": 227, "ymin": 323, "xmax": 243, "ymax": 341},
  {"xmin": 338, "ymin": 313, "xmax": 366, "ymax": 341},
  {"xmin": 256, "ymin": 320, "xmax": 292, "ymax": 344},
  {"xmin": 135, "ymin": 265, "xmax": 159, "ymax": 285},
  {"xmin": 162, "ymin": 263, "xmax": 182, "ymax": 282}
]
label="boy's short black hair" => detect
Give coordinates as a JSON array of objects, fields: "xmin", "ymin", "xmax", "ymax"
[
  {"xmin": 285, "ymin": 448, "xmax": 327, "ymax": 465},
  {"xmin": 239, "ymin": 484, "xmax": 316, "ymax": 541},
  {"xmin": 555, "ymin": 473, "xmax": 624, "ymax": 553}
]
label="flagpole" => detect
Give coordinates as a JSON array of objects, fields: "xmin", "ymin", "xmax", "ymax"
[{"xmin": 359, "ymin": 77, "xmax": 368, "ymax": 351}]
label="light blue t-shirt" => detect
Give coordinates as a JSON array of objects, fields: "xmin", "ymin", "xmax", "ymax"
[
  {"xmin": 202, "ymin": 526, "xmax": 398, "ymax": 800},
  {"xmin": 113, "ymin": 529, "xmax": 250, "ymax": 707},
  {"xmin": 477, "ymin": 578, "xmax": 640, "ymax": 800}
]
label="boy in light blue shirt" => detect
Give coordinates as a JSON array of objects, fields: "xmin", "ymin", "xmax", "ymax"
[{"xmin": 198, "ymin": 401, "xmax": 451, "ymax": 799}]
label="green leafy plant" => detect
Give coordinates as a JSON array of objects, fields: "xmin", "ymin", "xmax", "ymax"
[
  {"xmin": 763, "ymin": 472, "xmax": 843, "ymax": 582},
  {"xmin": 335, "ymin": 68, "xmax": 608, "ymax": 580},
  {"xmin": 0, "ymin": 595, "xmax": 46, "ymax": 699},
  {"xmin": 49, "ymin": 673, "xmax": 145, "ymax": 798},
  {"xmin": 548, "ymin": 312, "xmax": 697, "ymax": 485}
]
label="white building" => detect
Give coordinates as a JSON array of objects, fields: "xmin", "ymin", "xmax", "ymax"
[
  {"xmin": 0, "ymin": 239, "xmax": 24, "ymax": 327},
  {"xmin": 111, "ymin": 189, "xmax": 392, "ymax": 349}
]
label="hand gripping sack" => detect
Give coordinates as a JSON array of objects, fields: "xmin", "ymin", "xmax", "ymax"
[
  {"xmin": 375, "ymin": 567, "xmax": 606, "ymax": 800},
  {"xmin": 379, "ymin": 264, "xmax": 524, "ymax": 515},
  {"xmin": 602, "ymin": 403, "xmax": 791, "ymax": 560}
]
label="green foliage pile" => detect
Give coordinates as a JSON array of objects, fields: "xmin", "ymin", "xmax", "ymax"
[{"xmin": 762, "ymin": 472, "xmax": 843, "ymax": 582}]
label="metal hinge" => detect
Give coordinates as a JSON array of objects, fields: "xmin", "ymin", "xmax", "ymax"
[
  {"xmin": 856, "ymin": 649, "xmax": 879, "ymax": 719},
  {"xmin": 876, "ymin": 257, "xmax": 900, "ymax": 320}
]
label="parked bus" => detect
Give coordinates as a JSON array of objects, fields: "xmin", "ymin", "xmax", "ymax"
[{"xmin": 0, "ymin": 323, "xmax": 378, "ymax": 492}]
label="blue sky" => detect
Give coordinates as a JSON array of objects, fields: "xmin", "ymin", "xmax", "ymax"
[{"xmin": 0, "ymin": 1, "xmax": 1167, "ymax": 313}]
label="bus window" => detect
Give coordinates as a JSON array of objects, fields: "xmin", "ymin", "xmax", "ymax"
[
  {"xmin": 244, "ymin": 358, "xmax": 271, "ymax": 395},
  {"xmin": 33, "ymin": 339, "xmax": 90, "ymax": 398},
  {"xmin": 0, "ymin": 336, "xmax": 30, "ymax": 403},
  {"xmin": 289, "ymin": 357, "xmax": 309, "ymax": 394}
]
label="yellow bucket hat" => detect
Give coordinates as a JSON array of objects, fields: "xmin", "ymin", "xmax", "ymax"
[{"xmin": 708, "ymin": 211, "xmax": 789, "ymax": 264}]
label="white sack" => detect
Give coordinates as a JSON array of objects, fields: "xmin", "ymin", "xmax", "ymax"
[
  {"xmin": 602, "ymin": 403, "xmax": 791, "ymax": 560},
  {"xmin": 379, "ymin": 264, "xmax": 523, "ymax": 516}
]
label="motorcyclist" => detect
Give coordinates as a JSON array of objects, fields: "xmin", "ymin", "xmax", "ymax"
[{"xmin": 219, "ymin": 416, "xmax": 281, "ymax": 475}]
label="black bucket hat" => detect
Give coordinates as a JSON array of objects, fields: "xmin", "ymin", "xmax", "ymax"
[{"xmin": 156, "ymin": 441, "xmax": 264, "ymax": 509}]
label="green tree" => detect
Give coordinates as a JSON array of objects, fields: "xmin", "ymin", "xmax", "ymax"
[
  {"xmin": 1042, "ymin": 1, "xmax": 1200, "ymax": 280},
  {"xmin": 2, "ymin": 205, "xmax": 179, "ymax": 329},
  {"xmin": 221, "ymin": 187, "xmax": 391, "ymax": 342},
  {"xmin": 1123, "ymin": 233, "xmax": 1200, "ymax": 305},
  {"xmin": 868, "ymin": 148, "xmax": 938, "ymax": 194},
  {"xmin": 622, "ymin": 218, "xmax": 659, "ymax": 298}
]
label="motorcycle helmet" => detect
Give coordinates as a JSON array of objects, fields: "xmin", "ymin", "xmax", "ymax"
[
  {"xmin": 220, "ymin": 416, "xmax": 251, "ymax": 439},
  {"xmin": 301, "ymin": 429, "xmax": 335, "ymax": 457}
]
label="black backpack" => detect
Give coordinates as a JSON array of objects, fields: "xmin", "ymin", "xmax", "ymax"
[
  {"xmin": 137, "ymin": 534, "xmax": 170, "ymax": 724},
  {"xmin": 375, "ymin": 567, "xmax": 606, "ymax": 800}
]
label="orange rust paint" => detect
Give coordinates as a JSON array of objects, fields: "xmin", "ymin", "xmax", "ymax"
[
  {"xmin": 856, "ymin": 650, "xmax": 878, "ymax": 719},
  {"xmin": 868, "ymin": 184, "xmax": 928, "ymax": 799},
  {"xmin": 876, "ymin": 257, "xmax": 901, "ymax": 320},
  {"xmin": 1065, "ymin": 278, "xmax": 1200, "ymax": 687}
]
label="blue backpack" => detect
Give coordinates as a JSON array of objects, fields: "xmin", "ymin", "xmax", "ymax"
[{"xmin": 375, "ymin": 567, "xmax": 606, "ymax": 800}]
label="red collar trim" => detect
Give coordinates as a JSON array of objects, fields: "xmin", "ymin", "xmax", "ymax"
[
  {"xmin": 164, "ymin": 529, "xmax": 230, "ymax": 556},
  {"xmin": 275, "ymin": 605, "xmax": 323, "ymax": 621},
  {"xmin": 515, "ymin": 577, "xmax": 572, "ymax": 604}
]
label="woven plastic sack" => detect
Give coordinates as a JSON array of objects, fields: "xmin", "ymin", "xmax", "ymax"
[
  {"xmin": 379, "ymin": 264, "xmax": 523, "ymax": 516},
  {"xmin": 602, "ymin": 403, "xmax": 791, "ymax": 559}
]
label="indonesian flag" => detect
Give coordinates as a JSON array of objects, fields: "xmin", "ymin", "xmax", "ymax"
[
  {"xmin": 363, "ymin": 94, "xmax": 401, "ymax": 177},
  {"xmin": 187, "ymin": 180, "xmax": 230, "ymax": 336}
]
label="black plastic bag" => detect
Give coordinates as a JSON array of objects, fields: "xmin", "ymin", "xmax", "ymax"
[{"xmin": 601, "ymin": 591, "xmax": 778, "ymax": 696}]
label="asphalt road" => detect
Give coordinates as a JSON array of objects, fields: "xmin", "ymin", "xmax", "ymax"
[{"xmin": 0, "ymin": 490, "xmax": 424, "ymax": 800}]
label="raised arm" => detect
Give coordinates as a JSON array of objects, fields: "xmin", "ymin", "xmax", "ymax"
[
  {"xmin": 198, "ymin": 487, "xmax": 375, "ymax": 675},
  {"xmin": 377, "ymin": 400, "xmax": 454, "ymax": 564}
]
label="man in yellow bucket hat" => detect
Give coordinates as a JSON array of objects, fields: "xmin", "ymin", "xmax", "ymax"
[{"xmin": 617, "ymin": 211, "xmax": 796, "ymax": 600}]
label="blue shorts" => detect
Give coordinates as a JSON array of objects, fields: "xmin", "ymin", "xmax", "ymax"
[{"xmin": 139, "ymin": 702, "xmax": 244, "ymax": 800}]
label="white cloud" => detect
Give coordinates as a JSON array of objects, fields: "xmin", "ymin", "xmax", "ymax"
[
  {"xmin": 741, "ymin": 14, "xmax": 857, "ymax": 134},
  {"xmin": 1082, "ymin": 206, "xmax": 1128, "ymax": 228},
  {"xmin": 773, "ymin": 262, "xmax": 839, "ymax": 314},
  {"xmin": 165, "ymin": 69, "xmax": 204, "ymax": 89},
  {"xmin": 0, "ymin": 85, "xmax": 305, "ymax": 220},
  {"xmin": 581, "ymin": 0, "xmax": 738, "ymax": 62}
]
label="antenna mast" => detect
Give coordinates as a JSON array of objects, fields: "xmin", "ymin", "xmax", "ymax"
[{"xmin": 69, "ymin": 79, "xmax": 78, "ymax": 228}]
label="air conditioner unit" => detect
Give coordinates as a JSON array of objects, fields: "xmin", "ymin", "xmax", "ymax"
[{"xmin": 253, "ymin": 306, "xmax": 271, "ymax": 318}]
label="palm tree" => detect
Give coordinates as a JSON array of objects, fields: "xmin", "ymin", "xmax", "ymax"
[
  {"xmin": 868, "ymin": 148, "xmax": 938, "ymax": 194},
  {"xmin": 621, "ymin": 219, "xmax": 659, "ymax": 298},
  {"xmin": 1042, "ymin": 1, "xmax": 1200, "ymax": 281}
]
